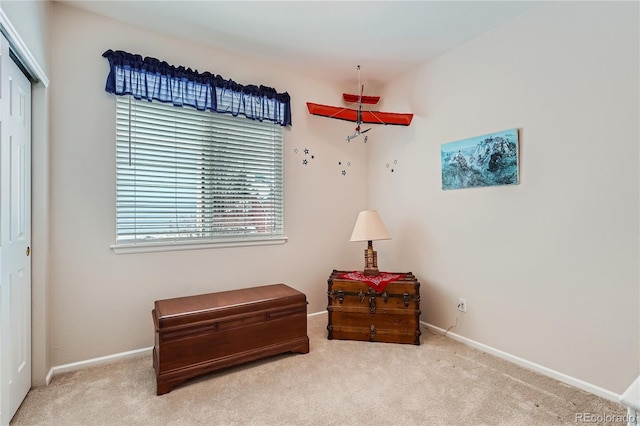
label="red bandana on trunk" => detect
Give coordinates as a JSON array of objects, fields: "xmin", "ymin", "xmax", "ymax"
[{"xmin": 337, "ymin": 271, "xmax": 405, "ymax": 292}]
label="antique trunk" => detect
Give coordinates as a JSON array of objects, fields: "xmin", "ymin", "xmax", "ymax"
[
  {"xmin": 152, "ymin": 284, "xmax": 309, "ymax": 395},
  {"xmin": 327, "ymin": 270, "xmax": 421, "ymax": 345}
]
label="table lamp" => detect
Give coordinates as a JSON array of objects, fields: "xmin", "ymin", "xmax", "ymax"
[{"xmin": 350, "ymin": 210, "xmax": 391, "ymax": 276}]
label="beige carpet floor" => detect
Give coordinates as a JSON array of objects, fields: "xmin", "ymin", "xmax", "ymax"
[{"xmin": 11, "ymin": 313, "xmax": 626, "ymax": 426}]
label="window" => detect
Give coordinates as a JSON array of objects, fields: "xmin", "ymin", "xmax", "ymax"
[{"xmin": 113, "ymin": 96, "xmax": 285, "ymax": 253}]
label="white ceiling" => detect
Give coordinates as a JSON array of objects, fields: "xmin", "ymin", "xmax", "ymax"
[{"xmin": 61, "ymin": 0, "xmax": 537, "ymax": 87}]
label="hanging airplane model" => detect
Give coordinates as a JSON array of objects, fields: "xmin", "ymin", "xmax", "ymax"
[{"xmin": 306, "ymin": 66, "xmax": 413, "ymax": 142}]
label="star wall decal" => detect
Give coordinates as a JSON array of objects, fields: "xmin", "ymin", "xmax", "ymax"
[
  {"xmin": 385, "ymin": 160, "xmax": 398, "ymax": 173},
  {"xmin": 294, "ymin": 147, "xmax": 316, "ymax": 167},
  {"xmin": 337, "ymin": 159, "xmax": 352, "ymax": 176}
]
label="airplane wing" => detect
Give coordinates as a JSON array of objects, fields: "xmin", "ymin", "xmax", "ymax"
[
  {"xmin": 306, "ymin": 102, "xmax": 413, "ymax": 126},
  {"xmin": 342, "ymin": 93, "xmax": 380, "ymax": 104}
]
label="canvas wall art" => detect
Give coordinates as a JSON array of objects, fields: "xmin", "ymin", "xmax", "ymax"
[{"xmin": 441, "ymin": 128, "xmax": 519, "ymax": 190}]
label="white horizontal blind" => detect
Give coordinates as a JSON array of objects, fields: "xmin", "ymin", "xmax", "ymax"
[{"xmin": 115, "ymin": 96, "xmax": 284, "ymax": 244}]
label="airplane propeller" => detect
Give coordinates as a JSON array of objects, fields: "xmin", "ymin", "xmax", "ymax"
[{"xmin": 346, "ymin": 126, "xmax": 371, "ymax": 142}]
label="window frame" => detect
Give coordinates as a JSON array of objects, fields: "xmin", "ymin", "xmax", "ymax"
[{"xmin": 110, "ymin": 96, "xmax": 287, "ymax": 254}]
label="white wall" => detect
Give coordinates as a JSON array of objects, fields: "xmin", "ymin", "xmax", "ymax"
[
  {"xmin": 48, "ymin": 3, "xmax": 367, "ymax": 368},
  {"xmin": 371, "ymin": 2, "xmax": 639, "ymax": 394}
]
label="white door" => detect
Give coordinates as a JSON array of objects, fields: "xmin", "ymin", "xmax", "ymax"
[{"xmin": 0, "ymin": 32, "xmax": 32, "ymax": 425}]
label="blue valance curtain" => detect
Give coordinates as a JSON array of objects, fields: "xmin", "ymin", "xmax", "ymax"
[{"xmin": 102, "ymin": 49, "xmax": 291, "ymax": 126}]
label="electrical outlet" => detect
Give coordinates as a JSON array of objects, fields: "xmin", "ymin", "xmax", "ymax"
[{"xmin": 457, "ymin": 298, "xmax": 467, "ymax": 313}]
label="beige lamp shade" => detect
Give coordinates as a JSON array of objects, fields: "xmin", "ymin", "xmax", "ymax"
[{"xmin": 350, "ymin": 210, "xmax": 391, "ymax": 242}]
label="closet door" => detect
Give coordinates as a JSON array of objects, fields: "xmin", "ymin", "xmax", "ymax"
[{"xmin": 0, "ymin": 32, "xmax": 32, "ymax": 425}]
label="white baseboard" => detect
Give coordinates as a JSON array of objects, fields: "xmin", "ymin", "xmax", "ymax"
[
  {"xmin": 422, "ymin": 320, "xmax": 622, "ymax": 403},
  {"xmin": 46, "ymin": 347, "xmax": 153, "ymax": 385},
  {"xmin": 46, "ymin": 312, "xmax": 619, "ymax": 404},
  {"xmin": 45, "ymin": 312, "xmax": 330, "ymax": 384}
]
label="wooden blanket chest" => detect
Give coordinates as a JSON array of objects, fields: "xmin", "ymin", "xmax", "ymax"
[
  {"xmin": 152, "ymin": 284, "xmax": 309, "ymax": 395},
  {"xmin": 327, "ymin": 270, "xmax": 421, "ymax": 345}
]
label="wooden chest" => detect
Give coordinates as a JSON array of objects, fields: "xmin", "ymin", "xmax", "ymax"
[
  {"xmin": 327, "ymin": 270, "xmax": 421, "ymax": 345},
  {"xmin": 152, "ymin": 284, "xmax": 309, "ymax": 395}
]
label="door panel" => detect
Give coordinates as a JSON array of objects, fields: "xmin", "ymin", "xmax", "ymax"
[{"xmin": 0, "ymin": 32, "xmax": 31, "ymax": 425}]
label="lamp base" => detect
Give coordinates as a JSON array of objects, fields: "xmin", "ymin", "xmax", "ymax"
[{"xmin": 363, "ymin": 241, "xmax": 380, "ymax": 276}]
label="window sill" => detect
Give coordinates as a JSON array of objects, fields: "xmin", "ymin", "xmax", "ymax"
[{"xmin": 110, "ymin": 236, "xmax": 288, "ymax": 254}]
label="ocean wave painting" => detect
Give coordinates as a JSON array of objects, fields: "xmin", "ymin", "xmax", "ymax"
[{"xmin": 441, "ymin": 128, "xmax": 519, "ymax": 190}]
